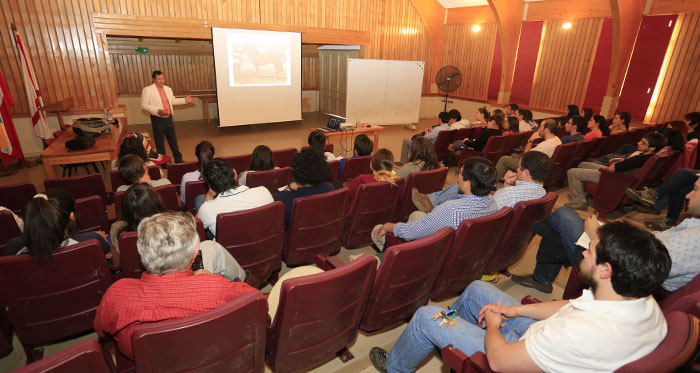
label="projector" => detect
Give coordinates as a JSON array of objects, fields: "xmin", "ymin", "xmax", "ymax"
[{"xmin": 340, "ymin": 122, "xmax": 356, "ymax": 130}]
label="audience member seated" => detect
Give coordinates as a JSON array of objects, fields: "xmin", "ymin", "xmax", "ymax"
[
  {"xmin": 412, "ymin": 151, "xmax": 550, "ymax": 214},
  {"xmin": 516, "ymin": 108, "xmax": 536, "ymax": 131},
  {"xmin": 308, "ymin": 130, "xmax": 336, "ymax": 161},
  {"xmin": 450, "ymin": 115, "xmax": 503, "ymax": 153},
  {"xmin": 347, "ymin": 148, "xmax": 402, "ymax": 204},
  {"xmin": 561, "ymin": 115, "xmax": 587, "ymax": 144},
  {"xmin": 180, "ymin": 140, "xmax": 214, "ymax": 205},
  {"xmin": 582, "ymin": 107, "xmax": 594, "ymax": 122},
  {"xmin": 686, "ymin": 112, "xmax": 700, "ymax": 142},
  {"xmin": 503, "ymin": 116, "xmax": 519, "ymax": 136},
  {"xmin": 399, "ymin": 112, "xmax": 451, "ymax": 164},
  {"xmin": 0, "ymin": 206, "xmax": 23, "ymax": 231},
  {"xmin": 396, "ymin": 136, "xmax": 440, "ymax": 179},
  {"xmin": 494, "ymin": 119, "xmax": 561, "ymax": 180},
  {"xmin": 369, "ymin": 221, "xmax": 671, "ymax": 373},
  {"xmin": 585, "ymin": 115, "xmax": 609, "ymax": 140},
  {"xmin": 565, "ymin": 132, "xmax": 665, "ymax": 210},
  {"xmin": 197, "ymin": 158, "xmax": 273, "ymax": 237},
  {"xmin": 566, "ymin": 104, "xmax": 580, "ymax": 117},
  {"xmin": 116, "ymin": 154, "xmax": 172, "ymax": 192},
  {"xmin": 4, "ymin": 190, "xmax": 110, "ymax": 257},
  {"xmin": 94, "ymin": 212, "xmax": 261, "ymax": 360},
  {"xmin": 505, "ymin": 103, "xmax": 518, "ymax": 117},
  {"xmin": 275, "ymin": 148, "xmax": 334, "ymax": 229},
  {"xmin": 448, "ymin": 109, "xmax": 470, "ymax": 129},
  {"xmin": 111, "ymin": 137, "xmax": 156, "ymax": 170},
  {"xmin": 371, "ymin": 157, "xmax": 498, "ymax": 251},
  {"xmin": 470, "ymin": 106, "xmax": 490, "ymax": 128},
  {"xmin": 609, "ymin": 111, "xmax": 631, "ymax": 135},
  {"xmin": 112, "ymin": 131, "xmax": 170, "ymax": 169},
  {"xmin": 238, "ymin": 145, "xmax": 276, "ymax": 186},
  {"xmin": 339, "ymin": 134, "xmax": 373, "ymax": 177},
  {"xmin": 626, "ymin": 169, "xmax": 699, "ymax": 231}
]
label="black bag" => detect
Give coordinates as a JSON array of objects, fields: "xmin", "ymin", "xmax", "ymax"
[
  {"xmin": 73, "ymin": 120, "xmax": 110, "ymax": 136},
  {"xmin": 65, "ymin": 135, "xmax": 95, "ymax": 151}
]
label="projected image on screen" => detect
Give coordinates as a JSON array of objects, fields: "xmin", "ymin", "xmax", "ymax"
[{"xmin": 227, "ymin": 33, "xmax": 291, "ymax": 86}]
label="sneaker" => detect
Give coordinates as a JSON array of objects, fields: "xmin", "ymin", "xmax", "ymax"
[
  {"xmin": 480, "ymin": 273, "xmax": 500, "ymax": 283},
  {"xmin": 625, "ymin": 187, "xmax": 657, "ymax": 208},
  {"xmin": 511, "ymin": 274, "xmax": 553, "ymax": 294},
  {"xmin": 369, "ymin": 347, "xmax": 388, "ymax": 373},
  {"xmin": 644, "ymin": 217, "xmax": 676, "ymax": 231},
  {"xmin": 564, "ymin": 202, "xmax": 588, "ymax": 211},
  {"xmin": 411, "ymin": 188, "xmax": 435, "ymax": 213},
  {"xmin": 371, "ymin": 224, "xmax": 386, "ymax": 251}
]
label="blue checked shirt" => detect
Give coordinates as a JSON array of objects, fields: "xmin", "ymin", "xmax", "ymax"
[
  {"xmin": 493, "ymin": 180, "xmax": 546, "ymax": 209},
  {"xmin": 393, "ymin": 194, "xmax": 498, "ymax": 241},
  {"xmin": 424, "ymin": 122, "xmax": 451, "ymax": 143}
]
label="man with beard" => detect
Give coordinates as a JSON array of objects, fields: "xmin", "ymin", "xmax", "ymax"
[{"xmin": 368, "ymin": 221, "xmax": 671, "ymax": 373}]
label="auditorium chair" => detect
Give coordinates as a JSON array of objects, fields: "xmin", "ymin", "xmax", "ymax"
[
  {"xmin": 272, "ymin": 147, "xmax": 297, "ymax": 168},
  {"xmin": 162, "ymin": 161, "xmax": 197, "ymax": 189},
  {"xmin": 602, "ymin": 133, "xmax": 626, "ymax": 155},
  {"xmin": 222, "ymin": 154, "xmax": 252, "ymax": 174},
  {"xmin": 109, "ymin": 166, "xmax": 161, "ymax": 193},
  {"xmin": 302, "ymin": 144, "xmax": 334, "ymax": 153},
  {"xmin": 556, "ymin": 125, "xmax": 568, "ymax": 138},
  {"xmin": 124, "ymin": 292, "xmax": 267, "ymax": 373},
  {"xmin": 216, "ymin": 202, "xmax": 285, "ymax": 283},
  {"xmin": 44, "ymin": 174, "xmax": 111, "ymax": 206},
  {"xmin": 582, "ymin": 152, "xmax": 675, "ymax": 220},
  {"xmin": 504, "ymin": 132, "xmax": 532, "ymax": 155},
  {"xmin": 74, "ymin": 195, "xmax": 110, "ymax": 233},
  {"xmin": 457, "ymin": 135, "xmax": 511, "ymax": 167},
  {"xmin": 431, "ymin": 207, "xmax": 514, "ymax": 301},
  {"xmin": 246, "ymin": 167, "xmax": 292, "ymax": 195},
  {"xmin": 564, "ymin": 139, "xmax": 595, "ymax": 170},
  {"xmin": 265, "ymin": 255, "xmax": 376, "ymax": 372},
  {"xmin": 454, "ymin": 127, "xmax": 479, "ymax": 143},
  {"xmin": 14, "ymin": 339, "xmax": 115, "ymax": 373},
  {"xmin": 0, "ymin": 182, "xmax": 37, "ymax": 214},
  {"xmin": 393, "ymin": 167, "xmax": 448, "ymax": 222},
  {"xmin": 340, "ymin": 155, "xmax": 373, "ymax": 182},
  {"xmin": 483, "ymin": 192, "xmax": 559, "ymax": 275},
  {"xmin": 542, "ymin": 142, "xmax": 579, "ymax": 188},
  {"xmin": 585, "ymin": 136, "xmax": 611, "ymax": 160},
  {"xmin": 184, "ymin": 180, "xmax": 208, "ymax": 214},
  {"xmin": 0, "ymin": 210, "xmax": 22, "ymax": 254},
  {"xmin": 342, "ymin": 180, "xmax": 404, "ymax": 249},
  {"xmin": 327, "ymin": 159, "xmax": 341, "ymax": 182},
  {"xmin": 659, "ymin": 274, "xmax": 700, "ymax": 316},
  {"xmin": 0, "ymin": 239, "xmax": 112, "ymax": 363},
  {"xmin": 432, "ymin": 129, "xmax": 457, "ymax": 162},
  {"xmin": 284, "ymin": 188, "xmax": 349, "ymax": 266},
  {"xmin": 114, "ymin": 184, "xmax": 180, "ymax": 219},
  {"xmin": 116, "ymin": 231, "xmax": 144, "ymax": 279}
]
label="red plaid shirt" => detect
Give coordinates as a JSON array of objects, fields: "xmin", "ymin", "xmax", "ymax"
[{"xmin": 94, "ymin": 270, "xmax": 259, "ymax": 359}]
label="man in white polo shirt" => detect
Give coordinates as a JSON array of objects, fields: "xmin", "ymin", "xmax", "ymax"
[{"xmin": 494, "ymin": 119, "xmax": 561, "ymax": 181}]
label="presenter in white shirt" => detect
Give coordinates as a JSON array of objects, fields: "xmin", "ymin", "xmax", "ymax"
[{"xmin": 141, "ymin": 70, "xmax": 195, "ymax": 163}]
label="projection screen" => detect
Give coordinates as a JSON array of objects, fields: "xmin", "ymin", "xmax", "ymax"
[{"xmin": 212, "ymin": 27, "xmax": 302, "ymax": 127}]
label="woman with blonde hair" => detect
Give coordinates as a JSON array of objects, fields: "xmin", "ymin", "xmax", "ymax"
[{"xmin": 346, "ymin": 148, "xmax": 402, "ymax": 203}]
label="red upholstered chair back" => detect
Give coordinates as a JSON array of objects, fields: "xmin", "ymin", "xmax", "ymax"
[
  {"xmin": 222, "ymin": 154, "xmax": 252, "ymax": 174},
  {"xmin": 272, "ymin": 147, "xmax": 297, "ymax": 168},
  {"xmin": 266, "ymin": 255, "xmax": 376, "ymax": 372},
  {"xmin": 184, "ymin": 180, "xmax": 208, "ymax": 214},
  {"xmin": 484, "ymin": 192, "xmax": 558, "ymax": 274},
  {"xmin": 165, "ymin": 161, "xmax": 197, "ymax": 188},
  {"xmin": 0, "ymin": 240, "xmax": 112, "ymax": 356},
  {"xmin": 14, "ymin": 339, "xmax": 115, "ymax": 373},
  {"xmin": 361, "ymin": 227, "xmax": 455, "ymax": 332},
  {"xmin": 74, "ymin": 195, "xmax": 110, "ymax": 233},
  {"xmin": 454, "ymin": 127, "xmax": 475, "ymax": 141},
  {"xmin": 117, "ymin": 231, "xmax": 145, "ymax": 279},
  {"xmin": 131, "ymin": 292, "xmax": 267, "ymax": 373},
  {"xmin": 615, "ymin": 312, "xmax": 700, "ymax": 373},
  {"xmin": 432, "ymin": 129, "xmax": 457, "ymax": 162},
  {"xmin": 458, "ymin": 135, "xmax": 511, "ymax": 167},
  {"xmin": 586, "ymin": 136, "xmax": 610, "ymax": 159},
  {"xmin": 504, "ymin": 132, "xmax": 531, "ymax": 155},
  {"xmin": 431, "ymin": 207, "xmax": 514, "ymax": 300},
  {"xmin": 0, "ymin": 210, "xmax": 22, "ymax": 255},
  {"xmin": 393, "ymin": 167, "xmax": 448, "ymax": 222},
  {"xmin": 565, "ymin": 139, "xmax": 595, "ymax": 170},
  {"xmin": 246, "ymin": 167, "xmax": 292, "ymax": 196},
  {"xmin": 0, "ymin": 182, "xmax": 37, "ymax": 214},
  {"xmin": 543, "ymin": 142, "xmax": 579, "ymax": 188},
  {"xmin": 632, "ymin": 152, "xmax": 675, "ymax": 190},
  {"xmin": 341, "ymin": 155, "xmax": 373, "ymax": 182},
  {"xmin": 660, "ymin": 274, "xmax": 700, "ymax": 315},
  {"xmin": 109, "ymin": 167, "xmax": 161, "ymax": 193},
  {"xmin": 45, "ymin": 174, "xmax": 109, "ymax": 206},
  {"xmin": 342, "ymin": 180, "xmax": 404, "ymax": 249},
  {"xmin": 216, "ymin": 202, "xmax": 285, "ymax": 281},
  {"xmin": 328, "ymin": 159, "xmax": 341, "ymax": 181},
  {"xmin": 285, "ymin": 188, "xmax": 349, "ymax": 266},
  {"xmin": 114, "ymin": 184, "xmax": 180, "ymax": 219},
  {"xmin": 603, "ymin": 133, "xmax": 626, "ymax": 155}
]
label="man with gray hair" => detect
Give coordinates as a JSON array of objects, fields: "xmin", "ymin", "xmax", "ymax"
[{"xmin": 94, "ymin": 212, "xmax": 261, "ymax": 360}]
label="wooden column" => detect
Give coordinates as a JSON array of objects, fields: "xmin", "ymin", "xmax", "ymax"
[
  {"xmin": 488, "ymin": 0, "xmax": 525, "ymax": 105},
  {"xmin": 601, "ymin": 0, "xmax": 645, "ymax": 117},
  {"xmin": 409, "ymin": 0, "xmax": 446, "ymax": 93}
]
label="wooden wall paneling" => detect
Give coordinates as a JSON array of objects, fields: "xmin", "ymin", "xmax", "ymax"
[
  {"xmin": 649, "ymin": 0, "xmax": 700, "ymax": 15},
  {"xmin": 525, "ymin": 0, "xmax": 611, "ymax": 21},
  {"xmin": 442, "ymin": 23, "xmax": 497, "ymax": 100},
  {"xmin": 408, "ymin": 0, "xmax": 446, "ymax": 91},
  {"xmin": 446, "ymin": 5, "xmax": 496, "ymax": 25},
  {"xmin": 488, "ymin": 0, "xmax": 525, "ymax": 104}
]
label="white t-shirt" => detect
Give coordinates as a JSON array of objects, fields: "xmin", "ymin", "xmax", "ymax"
[
  {"xmin": 197, "ymin": 186, "xmax": 274, "ymax": 236},
  {"xmin": 522, "ymin": 290, "xmax": 667, "ymax": 372},
  {"xmin": 324, "ymin": 152, "xmax": 336, "ymax": 162},
  {"xmin": 519, "ymin": 121, "xmax": 531, "ymax": 133},
  {"xmin": 450, "ymin": 119, "xmax": 470, "ymax": 130},
  {"xmin": 532, "ymin": 136, "xmax": 562, "ymax": 158}
]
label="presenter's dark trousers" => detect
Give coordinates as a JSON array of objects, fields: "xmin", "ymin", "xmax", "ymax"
[{"xmin": 150, "ymin": 115, "xmax": 183, "ymax": 163}]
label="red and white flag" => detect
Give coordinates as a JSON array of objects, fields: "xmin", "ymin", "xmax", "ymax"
[
  {"xmin": 13, "ymin": 30, "xmax": 51, "ymax": 139},
  {"xmin": 0, "ymin": 70, "xmax": 23, "ymax": 166}
]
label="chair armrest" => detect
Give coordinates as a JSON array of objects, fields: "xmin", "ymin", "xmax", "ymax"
[
  {"xmin": 314, "ymin": 254, "xmax": 346, "ymax": 271},
  {"xmin": 441, "ymin": 346, "xmax": 494, "ymax": 373},
  {"xmin": 521, "ymin": 296, "xmax": 542, "ymax": 304},
  {"xmin": 468, "ymin": 352, "xmax": 495, "ymax": 373}
]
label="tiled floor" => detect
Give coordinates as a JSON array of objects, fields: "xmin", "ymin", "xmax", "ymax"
[{"xmin": 0, "ymin": 113, "xmax": 663, "ymax": 371}]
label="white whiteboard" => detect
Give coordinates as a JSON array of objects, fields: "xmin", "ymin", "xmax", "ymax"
[{"xmin": 345, "ymin": 59, "xmax": 424, "ymax": 125}]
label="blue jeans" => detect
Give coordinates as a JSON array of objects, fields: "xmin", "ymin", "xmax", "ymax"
[
  {"xmin": 533, "ymin": 207, "xmax": 584, "ymax": 285},
  {"xmin": 386, "ymin": 281, "xmax": 537, "ymax": 373},
  {"xmin": 654, "ymin": 169, "xmax": 698, "ymax": 221},
  {"xmin": 427, "ymin": 184, "xmax": 459, "ymax": 206}
]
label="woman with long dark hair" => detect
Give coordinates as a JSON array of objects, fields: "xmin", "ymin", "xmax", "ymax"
[
  {"xmin": 238, "ymin": 145, "xmax": 276, "ymax": 186},
  {"xmin": 180, "ymin": 141, "xmax": 215, "ymax": 204},
  {"xmin": 397, "ymin": 137, "xmax": 440, "ymax": 179}
]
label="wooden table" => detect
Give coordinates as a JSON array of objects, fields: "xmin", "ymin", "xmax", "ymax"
[
  {"xmin": 41, "ymin": 118, "xmax": 129, "ymax": 179},
  {"xmin": 200, "ymin": 96, "xmax": 217, "ymax": 125},
  {"xmin": 309, "ymin": 126, "xmax": 385, "ymax": 154}
]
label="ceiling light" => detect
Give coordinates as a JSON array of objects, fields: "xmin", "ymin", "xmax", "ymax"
[
  {"xmin": 472, "ymin": 25, "xmax": 481, "ymax": 32},
  {"xmin": 562, "ymin": 22, "xmax": 572, "ymax": 29}
]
